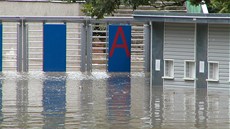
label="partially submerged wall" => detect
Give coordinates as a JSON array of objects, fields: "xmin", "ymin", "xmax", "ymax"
[
  {"xmin": 151, "ymin": 22, "xmax": 230, "ymax": 88},
  {"xmin": 0, "ymin": 1, "xmax": 83, "ymax": 71}
]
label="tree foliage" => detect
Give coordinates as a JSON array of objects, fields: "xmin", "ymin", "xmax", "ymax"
[
  {"xmin": 81, "ymin": 0, "xmax": 189, "ymax": 18},
  {"xmin": 206, "ymin": 0, "xmax": 230, "ymax": 13},
  {"xmin": 63, "ymin": 0, "xmax": 230, "ymax": 18}
]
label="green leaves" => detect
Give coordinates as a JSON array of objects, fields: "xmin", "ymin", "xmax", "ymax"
[
  {"xmin": 123, "ymin": 0, "xmax": 151, "ymax": 10},
  {"xmin": 63, "ymin": 0, "xmax": 230, "ymax": 18},
  {"xmin": 82, "ymin": 0, "xmax": 175, "ymax": 18},
  {"xmin": 82, "ymin": 0, "xmax": 121, "ymax": 19},
  {"xmin": 207, "ymin": 0, "xmax": 230, "ymax": 13}
]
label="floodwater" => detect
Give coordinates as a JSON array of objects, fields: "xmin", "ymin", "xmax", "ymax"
[{"xmin": 0, "ymin": 72, "xmax": 228, "ymax": 129}]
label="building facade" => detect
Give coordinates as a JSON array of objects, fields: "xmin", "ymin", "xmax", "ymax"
[{"xmin": 134, "ymin": 12, "xmax": 230, "ymax": 88}]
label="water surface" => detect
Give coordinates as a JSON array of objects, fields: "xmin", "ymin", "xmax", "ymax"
[{"xmin": 0, "ymin": 72, "xmax": 229, "ymax": 129}]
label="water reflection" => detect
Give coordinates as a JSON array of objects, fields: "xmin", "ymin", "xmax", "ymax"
[
  {"xmin": 208, "ymin": 89, "xmax": 229, "ymax": 128},
  {"xmin": 16, "ymin": 80, "xmax": 29, "ymax": 128},
  {"xmin": 140, "ymin": 78, "xmax": 151, "ymax": 128},
  {"xmin": 150, "ymin": 87, "xmax": 164, "ymax": 128},
  {"xmin": 80, "ymin": 79, "xmax": 94, "ymax": 128},
  {"xmin": 0, "ymin": 80, "xmax": 2, "ymax": 124},
  {"xmin": 107, "ymin": 74, "xmax": 131, "ymax": 128},
  {"xmin": 195, "ymin": 89, "xmax": 208, "ymax": 128},
  {"xmin": 0, "ymin": 72, "xmax": 228, "ymax": 128},
  {"xmin": 42, "ymin": 73, "xmax": 66, "ymax": 129}
]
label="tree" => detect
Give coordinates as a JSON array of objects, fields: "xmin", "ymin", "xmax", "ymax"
[
  {"xmin": 63, "ymin": 0, "xmax": 229, "ymax": 18},
  {"xmin": 206, "ymin": 0, "xmax": 230, "ymax": 13},
  {"xmin": 189, "ymin": 0, "xmax": 230, "ymax": 13},
  {"xmin": 81, "ymin": 0, "xmax": 214, "ymax": 18},
  {"xmin": 81, "ymin": 0, "xmax": 188, "ymax": 18}
]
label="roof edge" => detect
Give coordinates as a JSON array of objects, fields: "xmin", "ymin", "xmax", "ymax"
[{"xmin": 133, "ymin": 11, "xmax": 230, "ymax": 24}]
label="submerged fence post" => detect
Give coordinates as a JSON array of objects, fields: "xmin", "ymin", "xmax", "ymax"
[
  {"xmin": 144, "ymin": 24, "xmax": 150, "ymax": 72},
  {"xmin": 0, "ymin": 23, "xmax": 2, "ymax": 71},
  {"xmin": 17, "ymin": 21, "xmax": 28, "ymax": 72},
  {"xmin": 17, "ymin": 22, "xmax": 23, "ymax": 72},
  {"xmin": 23, "ymin": 23, "xmax": 28, "ymax": 72},
  {"xmin": 105, "ymin": 23, "xmax": 109, "ymax": 71},
  {"xmin": 80, "ymin": 24, "xmax": 86, "ymax": 72},
  {"xmin": 86, "ymin": 24, "xmax": 92, "ymax": 72}
]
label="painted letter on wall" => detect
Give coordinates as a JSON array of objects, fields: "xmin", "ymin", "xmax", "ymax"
[{"xmin": 108, "ymin": 25, "xmax": 131, "ymax": 72}]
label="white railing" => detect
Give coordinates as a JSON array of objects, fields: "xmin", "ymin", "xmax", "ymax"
[{"xmin": 0, "ymin": 16, "xmax": 150, "ymax": 72}]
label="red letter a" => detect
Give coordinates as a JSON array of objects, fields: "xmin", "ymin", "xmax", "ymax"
[{"xmin": 109, "ymin": 26, "xmax": 130, "ymax": 57}]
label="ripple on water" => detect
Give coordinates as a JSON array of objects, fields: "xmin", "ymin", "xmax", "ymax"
[{"xmin": 0, "ymin": 72, "xmax": 228, "ymax": 129}]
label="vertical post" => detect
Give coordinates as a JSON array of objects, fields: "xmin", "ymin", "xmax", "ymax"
[
  {"xmin": 105, "ymin": 23, "xmax": 109, "ymax": 71},
  {"xmin": 17, "ymin": 22, "xmax": 23, "ymax": 72},
  {"xmin": 23, "ymin": 23, "xmax": 28, "ymax": 72},
  {"xmin": 18, "ymin": 21, "xmax": 29, "ymax": 72},
  {"xmin": 144, "ymin": 24, "xmax": 150, "ymax": 72},
  {"xmin": 80, "ymin": 24, "xmax": 86, "ymax": 72},
  {"xmin": 0, "ymin": 23, "xmax": 2, "ymax": 72},
  {"xmin": 86, "ymin": 24, "xmax": 92, "ymax": 72}
]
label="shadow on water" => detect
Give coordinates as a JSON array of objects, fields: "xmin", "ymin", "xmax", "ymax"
[{"xmin": 42, "ymin": 73, "xmax": 66, "ymax": 129}]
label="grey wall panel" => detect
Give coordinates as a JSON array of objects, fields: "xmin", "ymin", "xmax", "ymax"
[
  {"xmin": 208, "ymin": 24, "xmax": 230, "ymax": 88},
  {"xmin": 152, "ymin": 22, "xmax": 164, "ymax": 87},
  {"xmin": 164, "ymin": 23, "xmax": 196, "ymax": 87}
]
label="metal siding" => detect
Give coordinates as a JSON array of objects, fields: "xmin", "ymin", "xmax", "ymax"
[
  {"xmin": 208, "ymin": 24, "xmax": 230, "ymax": 88},
  {"xmin": 164, "ymin": 23, "xmax": 195, "ymax": 87}
]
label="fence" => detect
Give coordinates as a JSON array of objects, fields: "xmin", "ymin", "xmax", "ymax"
[{"xmin": 0, "ymin": 16, "xmax": 149, "ymax": 72}]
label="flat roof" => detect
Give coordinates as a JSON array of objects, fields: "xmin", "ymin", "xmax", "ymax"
[{"xmin": 133, "ymin": 11, "xmax": 230, "ymax": 24}]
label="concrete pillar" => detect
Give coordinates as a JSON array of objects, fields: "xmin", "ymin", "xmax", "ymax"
[
  {"xmin": 196, "ymin": 23, "xmax": 208, "ymax": 88},
  {"xmin": 151, "ymin": 22, "xmax": 164, "ymax": 87},
  {"xmin": 144, "ymin": 24, "xmax": 151, "ymax": 72}
]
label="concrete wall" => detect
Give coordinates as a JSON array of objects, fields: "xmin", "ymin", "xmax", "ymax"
[{"xmin": 0, "ymin": 1, "xmax": 82, "ymax": 16}]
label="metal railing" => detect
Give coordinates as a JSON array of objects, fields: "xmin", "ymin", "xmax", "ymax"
[{"xmin": 0, "ymin": 16, "xmax": 150, "ymax": 72}]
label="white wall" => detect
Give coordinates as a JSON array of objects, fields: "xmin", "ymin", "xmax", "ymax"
[{"xmin": 0, "ymin": 1, "xmax": 82, "ymax": 16}]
